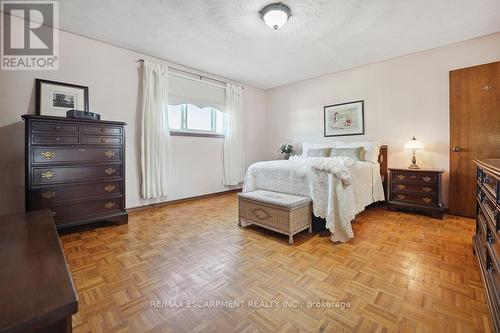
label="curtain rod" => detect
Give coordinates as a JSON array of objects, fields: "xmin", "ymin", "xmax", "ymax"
[{"xmin": 138, "ymin": 59, "xmax": 243, "ymax": 89}]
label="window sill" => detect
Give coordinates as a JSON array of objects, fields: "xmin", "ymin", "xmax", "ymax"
[{"xmin": 170, "ymin": 131, "xmax": 225, "ymax": 138}]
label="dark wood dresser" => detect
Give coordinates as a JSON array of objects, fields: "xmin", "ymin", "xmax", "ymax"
[
  {"xmin": 23, "ymin": 115, "xmax": 128, "ymax": 229},
  {"xmin": 0, "ymin": 210, "xmax": 77, "ymax": 333},
  {"xmin": 388, "ymin": 168, "xmax": 444, "ymax": 219},
  {"xmin": 474, "ymin": 159, "xmax": 500, "ymax": 332}
]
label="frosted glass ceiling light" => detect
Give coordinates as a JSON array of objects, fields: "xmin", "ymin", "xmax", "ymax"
[{"xmin": 260, "ymin": 3, "xmax": 291, "ymax": 30}]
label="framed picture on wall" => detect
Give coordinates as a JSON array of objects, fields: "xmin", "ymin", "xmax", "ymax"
[
  {"xmin": 324, "ymin": 100, "xmax": 364, "ymax": 137},
  {"xmin": 35, "ymin": 79, "xmax": 89, "ymax": 116}
]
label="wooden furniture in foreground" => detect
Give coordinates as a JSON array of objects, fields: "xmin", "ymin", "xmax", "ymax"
[
  {"xmin": 474, "ymin": 159, "xmax": 500, "ymax": 332},
  {"xmin": 388, "ymin": 168, "xmax": 444, "ymax": 219},
  {"xmin": 450, "ymin": 61, "xmax": 500, "ymax": 218},
  {"xmin": 22, "ymin": 115, "xmax": 128, "ymax": 229},
  {"xmin": 238, "ymin": 190, "xmax": 312, "ymax": 244},
  {"xmin": 0, "ymin": 210, "xmax": 78, "ymax": 333}
]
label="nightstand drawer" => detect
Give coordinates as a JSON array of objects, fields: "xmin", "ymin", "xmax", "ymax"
[
  {"xmin": 391, "ymin": 192, "xmax": 438, "ymax": 206},
  {"xmin": 392, "ymin": 182, "xmax": 437, "ymax": 194},
  {"xmin": 392, "ymin": 171, "xmax": 438, "ymax": 184}
]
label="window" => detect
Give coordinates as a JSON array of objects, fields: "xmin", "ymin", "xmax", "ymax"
[{"xmin": 168, "ymin": 104, "xmax": 225, "ymax": 136}]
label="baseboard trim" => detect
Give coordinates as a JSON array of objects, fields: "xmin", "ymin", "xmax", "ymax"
[{"xmin": 127, "ymin": 188, "xmax": 242, "ymax": 212}]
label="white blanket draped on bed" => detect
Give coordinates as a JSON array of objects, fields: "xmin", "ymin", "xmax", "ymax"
[{"xmin": 243, "ymin": 156, "xmax": 385, "ymax": 242}]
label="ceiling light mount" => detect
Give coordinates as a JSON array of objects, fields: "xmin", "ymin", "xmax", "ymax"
[{"xmin": 259, "ymin": 2, "xmax": 291, "ymax": 30}]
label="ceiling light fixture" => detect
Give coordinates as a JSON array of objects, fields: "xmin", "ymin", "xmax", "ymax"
[{"xmin": 260, "ymin": 2, "xmax": 291, "ymax": 30}]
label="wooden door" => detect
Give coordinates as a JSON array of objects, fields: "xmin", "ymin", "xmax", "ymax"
[{"xmin": 449, "ymin": 61, "xmax": 500, "ymax": 217}]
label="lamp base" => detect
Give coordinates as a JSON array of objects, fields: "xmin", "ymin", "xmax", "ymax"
[{"xmin": 408, "ymin": 152, "xmax": 420, "ymax": 169}]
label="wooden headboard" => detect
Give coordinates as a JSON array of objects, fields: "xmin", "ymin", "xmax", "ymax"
[{"xmin": 378, "ymin": 145, "xmax": 388, "ymax": 197}]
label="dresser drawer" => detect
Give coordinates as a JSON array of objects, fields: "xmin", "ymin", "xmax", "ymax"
[
  {"xmin": 477, "ymin": 210, "xmax": 491, "ymax": 244},
  {"xmin": 83, "ymin": 136, "xmax": 123, "ymax": 145},
  {"xmin": 32, "ymin": 164, "xmax": 122, "ymax": 185},
  {"xmin": 50, "ymin": 197, "xmax": 122, "ymax": 225},
  {"xmin": 32, "ymin": 121, "xmax": 79, "ymax": 133},
  {"xmin": 392, "ymin": 182, "xmax": 437, "ymax": 194},
  {"xmin": 33, "ymin": 147, "xmax": 122, "ymax": 164},
  {"xmin": 32, "ymin": 134, "xmax": 80, "ymax": 145},
  {"xmin": 31, "ymin": 181, "xmax": 122, "ymax": 205},
  {"xmin": 485, "ymin": 247, "xmax": 500, "ymax": 305},
  {"xmin": 480, "ymin": 192, "xmax": 499, "ymax": 227},
  {"xmin": 392, "ymin": 171, "xmax": 438, "ymax": 184},
  {"xmin": 83, "ymin": 125, "xmax": 123, "ymax": 136},
  {"xmin": 485, "ymin": 215, "xmax": 500, "ymax": 263},
  {"xmin": 391, "ymin": 192, "xmax": 438, "ymax": 206},
  {"xmin": 479, "ymin": 209, "xmax": 490, "ymax": 246},
  {"xmin": 482, "ymin": 169, "xmax": 498, "ymax": 203}
]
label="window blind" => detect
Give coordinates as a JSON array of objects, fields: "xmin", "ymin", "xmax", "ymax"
[{"xmin": 168, "ymin": 73, "xmax": 226, "ymax": 111}]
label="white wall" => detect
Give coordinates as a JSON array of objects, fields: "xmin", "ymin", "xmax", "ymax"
[
  {"xmin": 0, "ymin": 13, "xmax": 267, "ymax": 215},
  {"xmin": 265, "ymin": 32, "xmax": 500, "ymax": 207}
]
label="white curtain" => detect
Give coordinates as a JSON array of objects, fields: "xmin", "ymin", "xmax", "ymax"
[
  {"xmin": 223, "ymin": 83, "xmax": 245, "ymax": 186},
  {"xmin": 141, "ymin": 61, "xmax": 171, "ymax": 199}
]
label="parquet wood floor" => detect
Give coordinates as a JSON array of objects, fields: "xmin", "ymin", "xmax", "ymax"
[{"xmin": 60, "ymin": 193, "xmax": 492, "ymax": 333}]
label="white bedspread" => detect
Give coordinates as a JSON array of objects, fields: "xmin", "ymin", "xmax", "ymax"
[{"xmin": 243, "ymin": 157, "xmax": 385, "ymax": 242}]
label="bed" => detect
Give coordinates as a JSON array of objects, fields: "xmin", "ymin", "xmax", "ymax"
[{"xmin": 243, "ymin": 143, "xmax": 388, "ymax": 242}]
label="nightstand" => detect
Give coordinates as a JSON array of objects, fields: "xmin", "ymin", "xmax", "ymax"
[{"xmin": 387, "ymin": 168, "xmax": 444, "ymax": 219}]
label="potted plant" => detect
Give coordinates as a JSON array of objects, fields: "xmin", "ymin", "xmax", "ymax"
[{"xmin": 279, "ymin": 142, "xmax": 294, "ymax": 160}]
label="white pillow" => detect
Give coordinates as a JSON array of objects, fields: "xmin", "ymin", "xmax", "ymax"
[
  {"xmin": 335, "ymin": 142, "xmax": 381, "ymax": 163},
  {"xmin": 301, "ymin": 142, "xmax": 337, "ymax": 156}
]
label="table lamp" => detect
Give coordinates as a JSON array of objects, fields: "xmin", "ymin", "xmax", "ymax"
[{"xmin": 404, "ymin": 136, "xmax": 424, "ymax": 169}]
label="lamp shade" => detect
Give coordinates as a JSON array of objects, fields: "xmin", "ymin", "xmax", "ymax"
[{"xmin": 404, "ymin": 136, "xmax": 424, "ymax": 150}]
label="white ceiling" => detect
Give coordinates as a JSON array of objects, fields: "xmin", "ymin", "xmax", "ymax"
[{"xmin": 59, "ymin": 0, "xmax": 500, "ymax": 89}]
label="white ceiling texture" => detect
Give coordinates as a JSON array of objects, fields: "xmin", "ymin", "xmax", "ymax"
[{"xmin": 59, "ymin": 0, "xmax": 500, "ymax": 89}]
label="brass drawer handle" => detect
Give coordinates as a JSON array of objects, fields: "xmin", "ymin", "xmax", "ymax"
[
  {"xmin": 397, "ymin": 194, "xmax": 406, "ymax": 200},
  {"xmin": 488, "ymin": 233, "xmax": 495, "ymax": 245},
  {"xmin": 104, "ymin": 185, "xmax": 116, "ymax": 192},
  {"xmin": 41, "ymin": 191, "xmax": 56, "ymax": 199},
  {"xmin": 104, "ymin": 150, "xmax": 115, "ymax": 158},
  {"xmin": 397, "ymin": 175, "xmax": 406, "ymax": 180},
  {"xmin": 397, "ymin": 184, "xmax": 406, "ymax": 190},
  {"xmin": 41, "ymin": 171, "xmax": 55, "ymax": 179},
  {"xmin": 55, "ymin": 137, "xmax": 60, "ymax": 141},
  {"xmin": 41, "ymin": 151, "xmax": 55, "ymax": 159},
  {"xmin": 422, "ymin": 197, "xmax": 432, "ymax": 203},
  {"xmin": 422, "ymin": 176, "xmax": 432, "ymax": 182},
  {"xmin": 104, "ymin": 202, "xmax": 116, "ymax": 209},
  {"xmin": 422, "ymin": 186, "xmax": 432, "ymax": 192},
  {"xmin": 104, "ymin": 168, "xmax": 116, "ymax": 175}
]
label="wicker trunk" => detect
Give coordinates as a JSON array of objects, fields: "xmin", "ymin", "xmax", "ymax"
[{"xmin": 238, "ymin": 190, "xmax": 312, "ymax": 244}]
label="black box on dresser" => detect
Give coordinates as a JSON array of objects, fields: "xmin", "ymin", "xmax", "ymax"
[
  {"xmin": 474, "ymin": 159, "xmax": 500, "ymax": 333},
  {"xmin": 23, "ymin": 115, "xmax": 128, "ymax": 229}
]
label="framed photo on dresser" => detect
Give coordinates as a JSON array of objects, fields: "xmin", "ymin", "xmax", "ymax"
[
  {"xmin": 35, "ymin": 79, "xmax": 89, "ymax": 116},
  {"xmin": 324, "ymin": 100, "xmax": 364, "ymax": 137}
]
